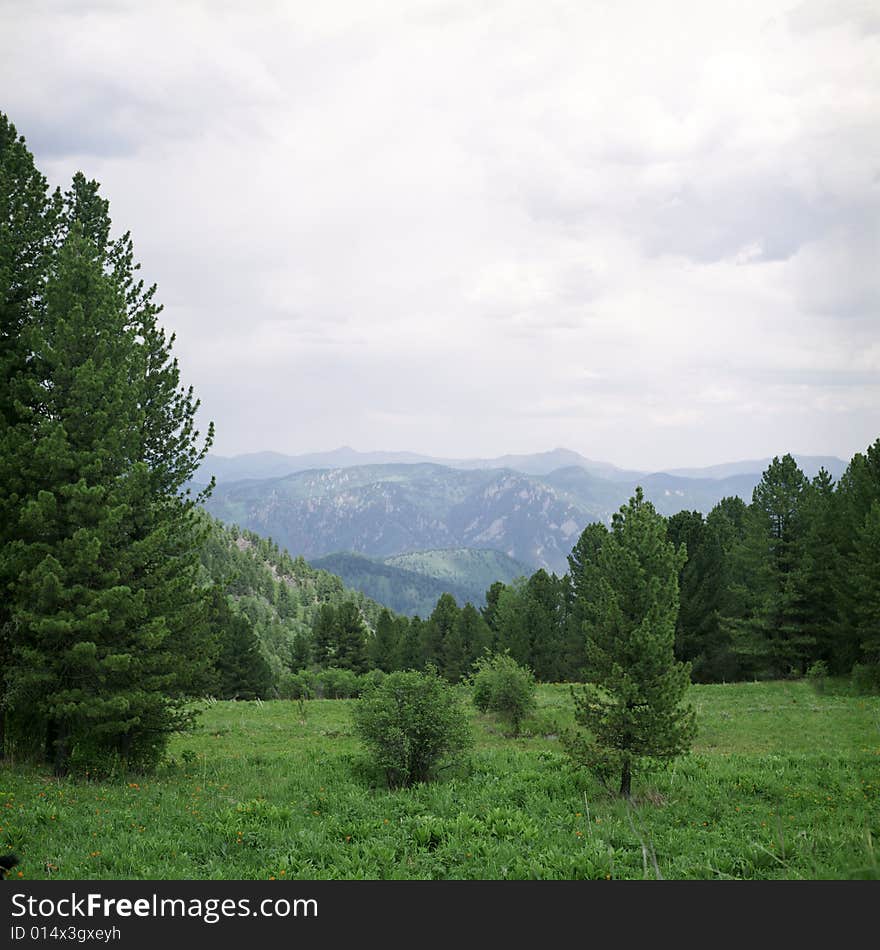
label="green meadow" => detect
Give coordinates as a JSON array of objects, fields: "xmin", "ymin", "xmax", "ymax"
[{"xmin": 1, "ymin": 681, "xmax": 878, "ymax": 880}]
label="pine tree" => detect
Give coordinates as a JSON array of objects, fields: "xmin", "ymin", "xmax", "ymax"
[
  {"xmin": 524, "ymin": 569, "xmax": 567, "ymax": 682},
  {"xmin": 565, "ymin": 522, "xmax": 609, "ymax": 681},
  {"xmin": 567, "ymin": 488, "xmax": 696, "ymax": 798},
  {"xmin": 833, "ymin": 440, "xmax": 880, "ymax": 673},
  {"xmin": 333, "ymin": 601, "xmax": 369, "ymax": 673},
  {"xmin": 492, "ymin": 581, "xmax": 530, "ymax": 667},
  {"xmin": 369, "ymin": 608, "xmax": 401, "ymax": 672},
  {"xmin": 425, "ymin": 593, "xmax": 459, "ymax": 673},
  {"xmin": 209, "ymin": 588, "xmax": 274, "ymax": 700},
  {"xmin": 1, "ymin": 126, "xmax": 216, "ymax": 772},
  {"xmin": 398, "ymin": 616, "xmax": 424, "ymax": 670},
  {"xmin": 481, "ymin": 581, "xmax": 506, "ymax": 647},
  {"xmin": 0, "ymin": 115, "xmax": 60, "ymax": 757},
  {"xmin": 850, "ymin": 500, "xmax": 880, "ymax": 683},
  {"xmin": 728, "ymin": 456, "xmax": 814, "ymax": 677},
  {"xmin": 6, "ymin": 229, "xmax": 182, "ymax": 771},
  {"xmin": 455, "ymin": 603, "xmax": 492, "ymax": 671},
  {"xmin": 312, "ymin": 604, "xmax": 337, "ymax": 667},
  {"xmin": 793, "ymin": 469, "xmax": 839, "ymax": 669}
]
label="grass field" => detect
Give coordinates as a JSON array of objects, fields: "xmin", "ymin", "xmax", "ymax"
[{"xmin": 1, "ymin": 681, "xmax": 878, "ymax": 880}]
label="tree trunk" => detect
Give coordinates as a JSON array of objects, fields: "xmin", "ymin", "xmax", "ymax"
[{"xmin": 620, "ymin": 757, "xmax": 632, "ymax": 799}]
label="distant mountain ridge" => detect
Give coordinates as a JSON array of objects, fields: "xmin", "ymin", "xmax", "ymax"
[
  {"xmin": 203, "ymin": 463, "xmax": 587, "ymax": 574},
  {"xmin": 201, "ymin": 446, "xmax": 847, "ymax": 484},
  {"xmin": 201, "ymin": 450, "xmax": 849, "ymax": 576}
]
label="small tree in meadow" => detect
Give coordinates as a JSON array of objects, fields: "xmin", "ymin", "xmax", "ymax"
[
  {"xmin": 565, "ymin": 489, "xmax": 696, "ymax": 799},
  {"xmin": 351, "ymin": 668, "xmax": 471, "ymax": 788},
  {"xmin": 470, "ymin": 651, "xmax": 537, "ymax": 736}
]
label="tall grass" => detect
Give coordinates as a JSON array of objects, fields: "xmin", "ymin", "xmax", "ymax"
[{"xmin": 1, "ymin": 681, "xmax": 877, "ymax": 879}]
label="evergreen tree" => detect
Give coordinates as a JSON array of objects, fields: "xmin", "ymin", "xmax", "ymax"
[
  {"xmin": 566, "ymin": 488, "xmax": 696, "ymax": 798},
  {"xmin": 209, "ymin": 588, "xmax": 274, "ymax": 700},
  {"xmin": 369, "ymin": 608, "xmax": 401, "ymax": 673},
  {"xmin": 5, "ymin": 228, "xmax": 208, "ymax": 771},
  {"xmin": 727, "ymin": 455, "xmax": 813, "ymax": 677},
  {"xmin": 333, "ymin": 601, "xmax": 370, "ymax": 673},
  {"xmin": 441, "ymin": 618, "xmax": 468, "ymax": 682},
  {"xmin": 850, "ymin": 500, "xmax": 880, "ymax": 682},
  {"xmin": 793, "ymin": 469, "xmax": 839, "ymax": 669},
  {"xmin": 682, "ymin": 500, "xmax": 746, "ymax": 682},
  {"xmin": 288, "ymin": 631, "xmax": 312, "ymax": 672},
  {"xmin": 312, "ymin": 604, "xmax": 337, "ymax": 667},
  {"xmin": 833, "ymin": 440, "xmax": 880, "ymax": 673},
  {"xmin": 398, "ymin": 616, "xmax": 425, "ymax": 670},
  {"xmin": 0, "ymin": 115, "xmax": 60, "ymax": 757},
  {"xmin": 425, "ymin": 593, "xmax": 459, "ymax": 673},
  {"xmin": 455, "ymin": 603, "xmax": 492, "ymax": 671},
  {"xmin": 565, "ymin": 522, "xmax": 609, "ymax": 681},
  {"xmin": 481, "ymin": 581, "xmax": 506, "ymax": 647},
  {"xmin": 1, "ymin": 125, "xmax": 216, "ymax": 772},
  {"xmin": 524, "ymin": 569, "xmax": 567, "ymax": 682},
  {"xmin": 492, "ymin": 581, "xmax": 530, "ymax": 667}
]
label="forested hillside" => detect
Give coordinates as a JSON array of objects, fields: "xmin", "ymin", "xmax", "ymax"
[
  {"xmin": 203, "ymin": 447, "xmax": 880, "ymax": 693},
  {"xmin": 310, "ymin": 548, "xmax": 530, "ymax": 616},
  {"xmin": 198, "ymin": 519, "xmax": 387, "ymax": 685}
]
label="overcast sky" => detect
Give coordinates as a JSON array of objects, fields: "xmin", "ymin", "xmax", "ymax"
[{"xmin": 2, "ymin": 0, "xmax": 878, "ymax": 470}]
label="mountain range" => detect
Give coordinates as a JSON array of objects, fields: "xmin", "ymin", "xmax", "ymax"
[
  {"xmin": 200, "ymin": 449, "xmax": 847, "ymax": 577},
  {"xmin": 200, "ymin": 446, "xmax": 846, "ymax": 485}
]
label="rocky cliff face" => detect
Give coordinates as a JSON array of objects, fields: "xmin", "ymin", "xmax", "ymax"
[{"xmin": 204, "ymin": 464, "xmax": 593, "ymax": 574}]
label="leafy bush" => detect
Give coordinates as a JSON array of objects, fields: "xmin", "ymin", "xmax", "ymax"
[
  {"xmin": 851, "ymin": 662, "xmax": 880, "ymax": 695},
  {"xmin": 358, "ymin": 668, "xmax": 386, "ymax": 692},
  {"xmin": 277, "ymin": 670, "xmax": 317, "ymax": 700},
  {"xmin": 351, "ymin": 668, "xmax": 472, "ymax": 788},
  {"xmin": 469, "ymin": 651, "xmax": 537, "ymax": 736},
  {"xmin": 806, "ymin": 660, "xmax": 829, "ymax": 694},
  {"xmin": 317, "ymin": 667, "xmax": 361, "ymax": 698}
]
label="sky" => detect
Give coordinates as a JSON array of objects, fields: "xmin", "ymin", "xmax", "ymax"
[{"xmin": 2, "ymin": 0, "xmax": 878, "ymax": 470}]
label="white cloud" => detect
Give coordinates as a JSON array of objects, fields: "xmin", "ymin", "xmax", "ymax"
[{"xmin": 1, "ymin": 0, "xmax": 877, "ymax": 469}]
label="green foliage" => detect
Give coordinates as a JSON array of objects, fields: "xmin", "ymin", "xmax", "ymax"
[
  {"xmin": 0, "ymin": 682, "xmax": 876, "ymax": 880},
  {"xmin": 725, "ymin": 456, "xmax": 815, "ymax": 678},
  {"xmin": 351, "ymin": 669, "xmax": 472, "ymax": 788},
  {"xmin": 317, "ymin": 668, "xmax": 362, "ymax": 699},
  {"xmin": 368, "ymin": 609, "xmax": 401, "ymax": 673},
  {"xmin": 198, "ymin": 520, "xmax": 391, "ymax": 679},
  {"xmin": 469, "ymin": 652, "xmax": 537, "ymax": 736},
  {"xmin": 1, "ymin": 135, "xmax": 216, "ymax": 774},
  {"xmin": 207, "ymin": 587, "xmax": 274, "ymax": 700},
  {"xmin": 805, "ymin": 660, "xmax": 829, "ymax": 695},
  {"xmin": 567, "ymin": 488, "xmax": 696, "ymax": 798}
]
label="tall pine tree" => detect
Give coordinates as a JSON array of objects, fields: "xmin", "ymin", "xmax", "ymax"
[
  {"xmin": 2, "ymin": 123, "xmax": 216, "ymax": 772},
  {"xmin": 567, "ymin": 488, "xmax": 695, "ymax": 798}
]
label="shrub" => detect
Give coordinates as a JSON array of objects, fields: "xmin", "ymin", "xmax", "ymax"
[
  {"xmin": 358, "ymin": 669, "xmax": 386, "ymax": 692},
  {"xmin": 318, "ymin": 667, "xmax": 361, "ymax": 698},
  {"xmin": 851, "ymin": 662, "xmax": 880, "ymax": 695},
  {"xmin": 350, "ymin": 668, "xmax": 472, "ymax": 788},
  {"xmin": 277, "ymin": 670, "xmax": 317, "ymax": 701},
  {"xmin": 469, "ymin": 651, "xmax": 536, "ymax": 736},
  {"xmin": 806, "ymin": 660, "xmax": 829, "ymax": 694}
]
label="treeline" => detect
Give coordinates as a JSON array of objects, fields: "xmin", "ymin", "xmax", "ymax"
[
  {"xmin": 388, "ymin": 449, "xmax": 879, "ymax": 687},
  {"xmin": 212, "ymin": 447, "xmax": 880, "ymax": 694},
  {"xmin": 197, "ymin": 520, "xmax": 387, "ymax": 696},
  {"xmin": 667, "ymin": 450, "xmax": 880, "ymax": 685}
]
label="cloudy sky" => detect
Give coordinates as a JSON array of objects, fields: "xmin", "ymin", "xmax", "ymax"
[{"xmin": 2, "ymin": 0, "xmax": 878, "ymax": 470}]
